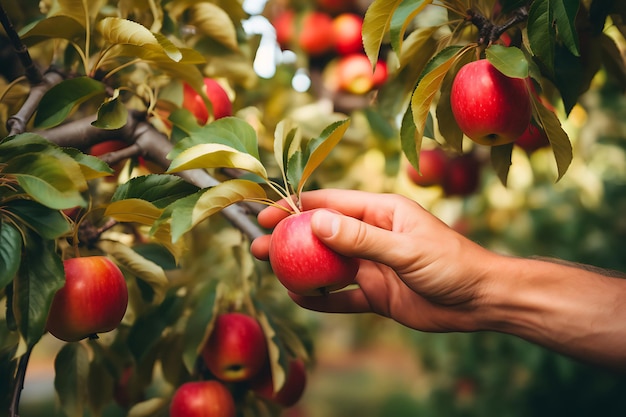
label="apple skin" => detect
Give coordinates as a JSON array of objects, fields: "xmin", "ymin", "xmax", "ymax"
[
  {"xmin": 90, "ymin": 140, "xmax": 128, "ymax": 181},
  {"xmin": 269, "ymin": 209, "xmax": 359, "ymax": 296},
  {"xmin": 251, "ymin": 358, "xmax": 307, "ymax": 407},
  {"xmin": 183, "ymin": 78, "xmax": 232, "ymax": 125},
  {"xmin": 273, "ymin": 10, "xmax": 295, "ymax": 50},
  {"xmin": 450, "ymin": 59, "xmax": 532, "ymax": 146},
  {"xmin": 332, "ymin": 13, "xmax": 364, "ymax": 56},
  {"xmin": 316, "ymin": 0, "xmax": 355, "ymax": 15},
  {"xmin": 298, "ymin": 12, "xmax": 335, "ymax": 56},
  {"xmin": 335, "ymin": 53, "xmax": 375, "ymax": 94},
  {"xmin": 46, "ymin": 256, "xmax": 128, "ymax": 342},
  {"xmin": 406, "ymin": 148, "xmax": 448, "ymax": 187},
  {"xmin": 170, "ymin": 381, "xmax": 236, "ymax": 417},
  {"xmin": 372, "ymin": 60, "xmax": 388, "ymax": 87},
  {"xmin": 202, "ymin": 312, "xmax": 268, "ymax": 382},
  {"xmin": 441, "ymin": 153, "xmax": 482, "ymax": 197},
  {"xmin": 516, "ymin": 121, "xmax": 550, "ymax": 154}
]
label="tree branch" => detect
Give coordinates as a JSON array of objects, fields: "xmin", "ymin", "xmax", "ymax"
[
  {"xmin": 0, "ymin": 1, "xmax": 42, "ymax": 85},
  {"xmin": 8, "ymin": 346, "xmax": 32, "ymax": 417}
]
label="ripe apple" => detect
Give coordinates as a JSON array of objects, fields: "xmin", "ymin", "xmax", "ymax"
[
  {"xmin": 516, "ymin": 121, "xmax": 550, "ymax": 154},
  {"xmin": 201, "ymin": 312, "xmax": 268, "ymax": 382},
  {"xmin": 273, "ymin": 10, "xmax": 295, "ymax": 50},
  {"xmin": 170, "ymin": 381, "xmax": 236, "ymax": 417},
  {"xmin": 372, "ymin": 60, "xmax": 388, "ymax": 88},
  {"xmin": 269, "ymin": 209, "xmax": 359, "ymax": 296},
  {"xmin": 335, "ymin": 53, "xmax": 375, "ymax": 94},
  {"xmin": 332, "ymin": 13, "xmax": 364, "ymax": 56},
  {"xmin": 441, "ymin": 153, "xmax": 482, "ymax": 197},
  {"xmin": 450, "ymin": 59, "xmax": 532, "ymax": 146},
  {"xmin": 46, "ymin": 256, "xmax": 128, "ymax": 342},
  {"xmin": 182, "ymin": 78, "xmax": 232, "ymax": 125},
  {"xmin": 251, "ymin": 358, "xmax": 307, "ymax": 407},
  {"xmin": 90, "ymin": 140, "xmax": 128, "ymax": 181},
  {"xmin": 298, "ymin": 12, "xmax": 335, "ymax": 56},
  {"xmin": 406, "ymin": 148, "xmax": 448, "ymax": 187}
]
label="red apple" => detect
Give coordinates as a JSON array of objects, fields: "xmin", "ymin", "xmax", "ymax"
[
  {"xmin": 298, "ymin": 12, "xmax": 335, "ymax": 56},
  {"xmin": 335, "ymin": 53, "xmax": 375, "ymax": 94},
  {"xmin": 251, "ymin": 358, "xmax": 307, "ymax": 407},
  {"xmin": 183, "ymin": 78, "xmax": 232, "ymax": 125},
  {"xmin": 46, "ymin": 256, "xmax": 128, "ymax": 342},
  {"xmin": 372, "ymin": 60, "xmax": 388, "ymax": 87},
  {"xmin": 90, "ymin": 140, "xmax": 128, "ymax": 181},
  {"xmin": 332, "ymin": 13, "xmax": 363, "ymax": 56},
  {"xmin": 273, "ymin": 10, "xmax": 296, "ymax": 50},
  {"xmin": 406, "ymin": 148, "xmax": 448, "ymax": 187},
  {"xmin": 269, "ymin": 209, "xmax": 359, "ymax": 296},
  {"xmin": 516, "ymin": 121, "xmax": 550, "ymax": 154},
  {"xmin": 450, "ymin": 59, "xmax": 531, "ymax": 146},
  {"xmin": 170, "ymin": 381, "xmax": 236, "ymax": 417},
  {"xmin": 442, "ymin": 153, "xmax": 482, "ymax": 197},
  {"xmin": 201, "ymin": 312, "xmax": 268, "ymax": 382}
]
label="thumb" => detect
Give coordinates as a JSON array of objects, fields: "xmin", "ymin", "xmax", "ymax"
[{"xmin": 311, "ymin": 209, "xmax": 405, "ymax": 267}]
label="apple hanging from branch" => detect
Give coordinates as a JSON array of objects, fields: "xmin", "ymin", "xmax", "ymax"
[{"xmin": 170, "ymin": 380, "xmax": 236, "ymax": 417}]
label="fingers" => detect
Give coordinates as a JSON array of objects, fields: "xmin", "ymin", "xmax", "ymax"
[
  {"xmin": 310, "ymin": 209, "xmax": 412, "ymax": 268},
  {"xmin": 250, "ymin": 234, "xmax": 270, "ymax": 260},
  {"xmin": 289, "ymin": 287, "xmax": 373, "ymax": 314}
]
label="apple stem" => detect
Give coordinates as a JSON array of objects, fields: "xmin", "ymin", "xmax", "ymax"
[
  {"xmin": 465, "ymin": 6, "xmax": 528, "ymax": 46},
  {"xmin": 8, "ymin": 346, "xmax": 33, "ymax": 417}
]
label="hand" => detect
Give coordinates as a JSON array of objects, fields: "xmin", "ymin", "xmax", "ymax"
[{"xmin": 251, "ymin": 189, "xmax": 502, "ymax": 333}]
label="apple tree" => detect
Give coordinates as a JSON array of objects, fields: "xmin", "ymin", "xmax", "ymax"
[{"xmin": 0, "ymin": 0, "xmax": 625, "ymax": 416}]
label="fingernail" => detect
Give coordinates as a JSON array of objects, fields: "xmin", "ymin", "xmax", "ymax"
[{"xmin": 312, "ymin": 210, "xmax": 339, "ymax": 238}]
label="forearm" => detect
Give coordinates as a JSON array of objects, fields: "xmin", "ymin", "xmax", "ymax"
[{"xmin": 479, "ymin": 256, "xmax": 626, "ymax": 371}]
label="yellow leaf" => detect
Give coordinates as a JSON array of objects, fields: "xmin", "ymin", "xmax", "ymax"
[
  {"xmin": 189, "ymin": 3, "xmax": 239, "ymax": 51},
  {"xmin": 532, "ymin": 96, "xmax": 572, "ymax": 181},
  {"xmin": 363, "ymin": 0, "xmax": 404, "ymax": 67},
  {"xmin": 105, "ymin": 199, "xmax": 163, "ymax": 225}
]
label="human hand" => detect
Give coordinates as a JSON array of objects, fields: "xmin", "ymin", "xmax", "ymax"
[{"xmin": 251, "ymin": 189, "xmax": 502, "ymax": 333}]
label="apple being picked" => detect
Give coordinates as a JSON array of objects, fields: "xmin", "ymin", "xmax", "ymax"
[
  {"xmin": 450, "ymin": 59, "xmax": 531, "ymax": 146},
  {"xmin": 202, "ymin": 312, "xmax": 268, "ymax": 382},
  {"xmin": 182, "ymin": 78, "xmax": 232, "ymax": 125},
  {"xmin": 46, "ymin": 256, "xmax": 128, "ymax": 342},
  {"xmin": 269, "ymin": 209, "xmax": 359, "ymax": 296},
  {"xmin": 406, "ymin": 148, "xmax": 448, "ymax": 187},
  {"xmin": 251, "ymin": 358, "xmax": 307, "ymax": 407},
  {"xmin": 170, "ymin": 380, "xmax": 236, "ymax": 417}
]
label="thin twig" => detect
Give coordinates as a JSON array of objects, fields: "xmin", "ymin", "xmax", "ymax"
[
  {"xmin": 8, "ymin": 346, "xmax": 33, "ymax": 417},
  {"xmin": 0, "ymin": 1, "xmax": 42, "ymax": 85}
]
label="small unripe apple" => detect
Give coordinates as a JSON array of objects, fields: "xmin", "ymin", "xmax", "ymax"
[
  {"xmin": 251, "ymin": 358, "xmax": 307, "ymax": 407},
  {"xmin": 46, "ymin": 256, "xmax": 128, "ymax": 342},
  {"xmin": 441, "ymin": 153, "xmax": 482, "ymax": 197},
  {"xmin": 450, "ymin": 59, "xmax": 531, "ymax": 146},
  {"xmin": 269, "ymin": 209, "xmax": 359, "ymax": 296},
  {"xmin": 335, "ymin": 53, "xmax": 375, "ymax": 94},
  {"xmin": 202, "ymin": 312, "xmax": 268, "ymax": 382},
  {"xmin": 332, "ymin": 13, "xmax": 363, "ymax": 56},
  {"xmin": 406, "ymin": 148, "xmax": 448, "ymax": 187},
  {"xmin": 298, "ymin": 12, "xmax": 335, "ymax": 56},
  {"xmin": 182, "ymin": 78, "xmax": 232, "ymax": 125},
  {"xmin": 170, "ymin": 381, "xmax": 236, "ymax": 417}
]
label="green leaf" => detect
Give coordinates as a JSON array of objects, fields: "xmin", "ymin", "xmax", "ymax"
[
  {"xmin": 91, "ymin": 91, "xmax": 128, "ymax": 130},
  {"xmin": 166, "ymin": 179, "xmax": 267, "ymax": 242},
  {"xmin": 411, "ymin": 47, "xmax": 464, "ymax": 157},
  {"xmin": 5, "ymin": 200, "xmax": 71, "ymax": 240},
  {"xmin": 34, "ymin": 77, "xmax": 106, "ymax": 129},
  {"xmin": 400, "ymin": 105, "xmax": 419, "ymax": 169},
  {"xmin": 188, "ymin": 2, "xmax": 239, "ymax": 51},
  {"xmin": 62, "ymin": 148, "xmax": 115, "ymax": 180},
  {"xmin": 532, "ymin": 95, "xmax": 572, "ymax": 181},
  {"xmin": 97, "ymin": 17, "xmax": 182, "ymax": 62},
  {"xmin": 181, "ymin": 280, "xmax": 220, "ymax": 373},
  {"xmin": 54, "ymin": 343, "xmax": 89, "ymax": 417},
  {"xmin": 20, "ymin": 16, "xmax": 86, "ymax": 45},
  {"xmin": 50, "ymin": 0, "xmax": 89, "ymax": 28},
  {"xmin": 490, "ymin": 143, "xmax": 514, "ymax": 186},
  {"xmin": 363, "ymin": 0, "xmax": 404, "ymax": 67},
  {"xmin": 170, "ymin": 117, "xmax": 260, "ymax": 160},
  {"xmin": 486, "ymin": 45, "xmax": 529, "ymax": 78},
  {"xmin": 273, "ymin": 119, "xmax": 301, "ymax": 176},
  {"xmin": 105, "ymin": 199, "xmax": 164, "ymax": 226},
  {"xmin": 389, "ymin": 0, "xmax": 432, "ymax": 55},
  {"xmin": 4, "ymin": 153, "xmax": 87, "ymax": 210},
  {"xmin": 296, "ymin": 119, "xmax": 351, "ymax": 196},
  {"xmin": 98, "ymin": 240, "xmax": 169, "ymax": 304},
  {"xmin": 167, "ymin": 143, "xmax": 268, "ymax": 180},
  {"xmin": 528, "ymin": 0, "xmax": 556, "ymax": 76},
  {"xmin": 13, "ymin": 232, "xmax": 64, "ymax": 347},
  {"xmin": 397, "ymin": 26, "xmax": 439, "ymax": 73},
  {"xmin": 0, "ymin": 222, "xmax": 22, "ymax": 289},
  {"xmin": 256, "ymin": 308, "xmax": 290, "ymax": 394},
  {"xmin": 112, "ymin": 174, "xmax": 199, "ymax": 208},
  {"xmin": 552, "ymin": 0, "xmax": 581, "ymax": 56}
]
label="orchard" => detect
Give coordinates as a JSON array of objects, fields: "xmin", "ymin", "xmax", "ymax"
[{"xmin": 0, "ymin": 0, "xmax": 625, "ymax": 417}]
